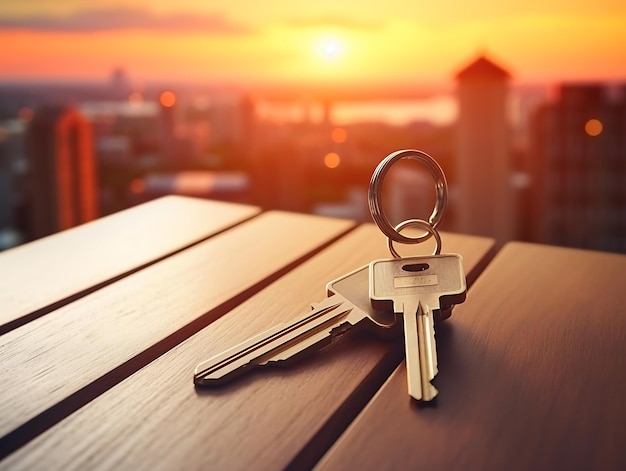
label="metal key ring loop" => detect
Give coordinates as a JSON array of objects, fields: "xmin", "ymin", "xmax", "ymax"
[
  {"xmin": 388, "ymin": 219, "xmax": 442, "ymax": 258},
  {"xmin": 369, "ymin": 149, "xmax": 448, "ymax": 244}
]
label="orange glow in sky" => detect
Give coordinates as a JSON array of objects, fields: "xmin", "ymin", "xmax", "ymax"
[{"xmin": 1, "ymin": 1, "xmax": 626, "ymax": 88}]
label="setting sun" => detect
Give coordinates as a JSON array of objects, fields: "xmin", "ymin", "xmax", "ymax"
[
  {"xmin": 314, "ymin": 34, "xmax": 346, "ymax": 62},
  {"xmin": 0, "ymin": 2, "xmax": 626, "ymax": 88}
]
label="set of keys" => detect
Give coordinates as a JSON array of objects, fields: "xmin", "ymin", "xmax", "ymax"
[{"xmin": 194, "ymin": 150, "xmax": 467, "ymax": 402}]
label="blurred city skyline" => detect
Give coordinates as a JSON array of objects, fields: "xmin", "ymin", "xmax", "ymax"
[
  {"xmin": 1, "ymin": 2, "xmax": 625, "ymax": 254},
  {"xmin": 1, "ymin": 1, "xmax": 625, "ymax": 89}
]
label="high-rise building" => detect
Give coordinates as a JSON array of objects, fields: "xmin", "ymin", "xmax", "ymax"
[
  {"xmin": 26, "ymin": 106, "xmax": 98, "ymax": 239},
  {"xmin": 530, "ymin": 84, "xmax": 626, "ymax": 253},
  {"xmin": 0, "ymin": 120, "xmax": 28, "ymax": 249},
  {"xmin": 454, "ymin": 55, "xmax": 515, "ymax": 244},
  {"xmin": 0, "ymin": 127, "xmax": 13, "ymax": 248}
]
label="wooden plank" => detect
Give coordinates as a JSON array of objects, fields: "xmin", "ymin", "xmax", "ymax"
[
  {"xmin": 0, "ymin": 227, "xmax": 495, "ymax": 470},
  {"xmin": 0, "ymin": 196, "xmax": 260, "ymax": 334},
  {"xmin": 0, "ymin": 210, "xmax": 354, "ymax": 450},
  {"xmin": 318, "ymin": 242, "xmax": 626, "ymax": 471}
]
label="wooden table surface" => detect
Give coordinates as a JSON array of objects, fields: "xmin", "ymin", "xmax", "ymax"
[{"xmin": 0, "ymin": 195, "xmax": 624, "ymax": 470}]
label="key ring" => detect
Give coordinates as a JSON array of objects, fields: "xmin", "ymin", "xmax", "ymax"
[
  {"xmin": 388, "ymin": 219, "xmax": 442, "ymax": 258},
  {"xmin": 368, "ymin": 149, "xmax": 448, "ymax": 245}
]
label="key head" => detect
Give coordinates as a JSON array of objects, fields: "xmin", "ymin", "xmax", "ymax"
[
  {"xmin": 325, "ymin": 265, "xmax": 399, "ymax": 338},
  {"xmin": 369, "ymin": 254, "xmax": 466, "ymax": 313}
]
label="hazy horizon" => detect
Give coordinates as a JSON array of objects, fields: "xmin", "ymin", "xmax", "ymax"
[{"xmin": 2, "ymin": 1, "xmax": 625, "ymax": 89}]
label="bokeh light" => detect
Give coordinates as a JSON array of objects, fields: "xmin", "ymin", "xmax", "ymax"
[
  {"xmin": 159, "ymin": 91, "xmax": 176, "ymax": 108},
  {"xmin": 585, "ymin": 119, "xmax": 603, "ymax": 136},
  {"xmin": 323, "ymin": 152, "xmax": 341, "ymax": 169},
  {"xmin": 331, "ymin": 127, "xmax": 347, "ymax": 143},
  {"xmin": 130, "ymin": 178, "xmax": 146, "ymax": 194}
]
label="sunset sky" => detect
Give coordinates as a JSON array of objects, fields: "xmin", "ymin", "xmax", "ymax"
[{"xmin": 2, "ymin": 1, "xmax": 626, "ymax": 90}]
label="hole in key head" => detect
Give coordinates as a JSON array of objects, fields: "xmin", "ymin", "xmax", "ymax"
[{"xmin": 402, "ymin": 263, "xmax": 429, "ymax": 272}]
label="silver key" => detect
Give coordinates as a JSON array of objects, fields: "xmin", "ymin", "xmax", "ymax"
[
  {"xmin": 370, "ymin": 254, "xmax": 466, "ymax": 401},
  {"xmin": 194, "ymin": 266, "xmax": 397, "ymax": 386},
  {"xmin": 265, "ymin": 265, "xmax": 456, "ymax": 364}
]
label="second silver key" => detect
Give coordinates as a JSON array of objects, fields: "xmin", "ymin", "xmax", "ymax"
[{"xmin": 193, "ymin": 266, "xmax": 397, "ymax": 386}]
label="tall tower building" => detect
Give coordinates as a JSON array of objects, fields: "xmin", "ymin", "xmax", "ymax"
[
  {"xmin": 158, "ymin": 90, "xmax": 178, "ymax": 162},
  {"xmin": 26, "ymin": 106, "xmax": 98, "ymax": 239},
  {"xmin": 454, "ymin": 55, "xmax": 514, "ymax": 243},
  {"xmin": 530, "ymin": 84, "xmax": 626, "ymax": 253}
]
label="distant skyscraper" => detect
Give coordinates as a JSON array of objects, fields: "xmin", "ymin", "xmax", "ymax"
[
  {"xmin": 208, "ymin": 94, "xmax": 256, "ymax": 169},
  {"xmin": 0, "ymin": 128, "xmax": 11, "ymax": 226},
  {"xmin": 530, "ymin": 83, "xmax": 626, "ymax": 253},
  {"xmin": 454, "ymin": 55, "xmax": 515, "ymax": 244},
  {"xmin": 110, "ymin": 67, "xmax": 131, "ymax": 93},
  {"xmin": 159, "ymin": 90, "xmax": 178, "ymax": 161},
  {"xmin": 26, "ymin": 106, "xmax": 98, "ymax": 239},
  {"xmin": 0, "ymin": 130, "xmax": 13, "ymax": 247}
]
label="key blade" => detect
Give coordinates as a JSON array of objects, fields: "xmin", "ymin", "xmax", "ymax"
[
  {"xmin": 194, "ymin": 295, "xmax": 352, "ymax": 386},
  {"xmin": 417, "ymin": 302, "xmax": 439, "ymax": 401},
  {"xmin": 258, "ymin": 323, "xmax": 344, "ymax": 366},
  {"xmin": 403, "ymin": 300, "xmax": 438, "ymax": 402},
  {"xmin": 262, "ymin": 266, "xmax": 400, "ymax": 366},
  {"xmin": 402, "ymin": 300, "xmax": 423, "ymax": 401},
  {"xmin": 258, "ymin": 308, "xmax": 358, "ymax": 366}
]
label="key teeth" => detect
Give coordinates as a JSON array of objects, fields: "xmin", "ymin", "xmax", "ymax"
[
  {"xmin": 412, "ymin": 384, "xmax": 439, "ymax": 403},
  {"xmin": 194, "ymin": 374, "xmax": 214, "ymax": 387}
]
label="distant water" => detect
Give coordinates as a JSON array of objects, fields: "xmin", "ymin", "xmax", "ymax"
[
  {"xmin": 80, "ymin": 101, "xmax": 159, "ymax": 118},
  {"xmin": 333, "ymin": 95, "xmax": 457, "ymax": 126},
  {"xmin": 256, "ymin": 94, "xmax": 457, "ymax": 127},
  {"xmin": 79, "ymin": 95, "xmax": 458, "ymax": 127}
]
